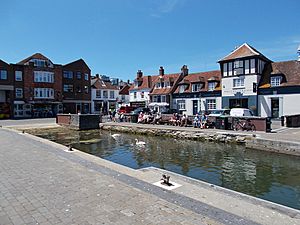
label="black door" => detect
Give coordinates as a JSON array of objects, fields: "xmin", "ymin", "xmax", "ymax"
[
  {"xmin": 193, "ymin": 100, "xmax": 198, "ymax": 115},
  {"xmin": 271, "ymin": 98, "xmax": 279, "ymax": 118}
]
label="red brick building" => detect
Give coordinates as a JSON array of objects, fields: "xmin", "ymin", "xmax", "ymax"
[
  {"xmin": 0, "ymin": 60, "xmax": 14, "ymax": 118},
  {"xmin": 0, "ymin": 53, "xmax": 91, "ymax": 118},
  {"xmin": 62, "ymin": 59, "xmax": 91, "ymax": 114}
]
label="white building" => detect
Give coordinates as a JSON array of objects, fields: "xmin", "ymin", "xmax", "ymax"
[
  {"xmin": 258, "ymin": 60, "xmax": 300, "ymax": 118},
  {"xmin": 173, "ymin": 70, "xmax": 222, "ymax": 115},
  {"xmin": 218, "ymin": 43, "xmax": 271, "ymax": 115},
  {"xmin": 91, "ymin": 76, "xmax": 119, "ymax": 114},
  {"xmin": 129, "ymin": 70, "xmax": 155, "ymax": 108}
]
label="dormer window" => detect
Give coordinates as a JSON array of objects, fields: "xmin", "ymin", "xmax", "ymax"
[
  {"xmin": 156, "ymin": 82, "xmax": 161, "ymax": 89},
  {"xmin": 192, "ymin": 83, "xmax": 203, "ymax": 92},
  {"xmin": 179, "ymin": 85, "xmax": 188, "ymax": 93},
  {"xmin": 208, "ymin": 82, "xmax": 216, "ymax": 91},
  {"xmin": 30, "ymin": 59, "xmax": 53, "ymax": 68},
  {"xmin": 271, "ymin": 76, "xmax": 282, "ymax": 87}
]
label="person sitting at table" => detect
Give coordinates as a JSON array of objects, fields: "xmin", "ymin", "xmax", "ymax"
[
  {"xmin": 169, "ymin": 113, "xmax": 177, "ymax": 126},
  {"xmin": 200, "ymin": 113, "xmax": 207, "ymax": 129},
  {"xmin": 193, "ymin": 114, "xmax": 200, "ymax": 128},
  {"xmin": 180, "ymin": 114, "xmax": 188, "ymax": 127},
  {"xmin": 137, "ymin": 112, "xmax": 144, "ymax": 123}
]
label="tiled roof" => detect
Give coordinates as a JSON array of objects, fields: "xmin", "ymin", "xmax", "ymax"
[
  {"xmin": 91, "ymin": 78, "xmax": 119, "ymax": 90},
  {"xmin": 259, "ymin": 60, "xmax": 300, "ymax": 88},
  {"xmin": 219, "ymin": 43, "xmax": 270, "ymax": 62},
  {"xmin": 129, "ymin": 75, "xmax": 156, "ymax": 91},
  {"xmin": 119, "ymin": 85, "xmax": 130, "ymax": 95},
  {"xmin": 174, "ymin": 70, "xmax": 221, "ymax": 93},
  {"xmin": 17, "ymin": 53, "xmax": 52, "ymax": 65},
  {"xmin": 150, "ymin": 73, "xmax": 181, "ymax": 95}
]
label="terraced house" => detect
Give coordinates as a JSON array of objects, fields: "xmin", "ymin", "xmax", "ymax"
[
  {"xmin": 173, "ymin": 69, "xmax": 222, "ymax": 115},
  {"xmin": 129, "ymin": 70, "xmax": 155, "ymax": 108},
  {"xmin": 0, "ymin": 53, "xmax": 91, "ymax": 118},
  {"xmin": 149, "ymin": 66, "xmax": 183, "ymax": 113}
]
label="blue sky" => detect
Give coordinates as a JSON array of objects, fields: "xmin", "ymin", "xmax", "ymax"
[{"xmin": 1, "ymin": 0, "xmax": 300, "ymax": 81}]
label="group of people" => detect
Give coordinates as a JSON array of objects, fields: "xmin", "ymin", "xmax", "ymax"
[
  {"xmin": 193, "ymin": 113, "xmax": 208, "ymax": 129},
  {"xmin": 169, "ymin": 113, "xmax": 188, "ymax": 127},
  {"xmin": 111, "ymin": 110, "xmax": 125, "ymax": 122},
  {"xmin": 137, "ymin": 112, "xmax": 162, "ymax": 124}
]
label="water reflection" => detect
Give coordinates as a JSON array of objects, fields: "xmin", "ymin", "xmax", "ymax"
[{"xmin": 34, "ymin": 128, "xmax": 300, "ymax": 210}]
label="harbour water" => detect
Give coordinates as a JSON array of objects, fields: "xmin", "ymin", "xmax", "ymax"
[{"xmin": 31, "ymin": 127, "xmax": 300, "ymax": 210}]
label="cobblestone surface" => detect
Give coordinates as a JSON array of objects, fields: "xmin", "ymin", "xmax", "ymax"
[{"xmin": 0, "ymin": 128, "xmax": 222, "ymax": 225}]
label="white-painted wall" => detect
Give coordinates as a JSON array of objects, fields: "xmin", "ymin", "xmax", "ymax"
[
  {"xmin": 129, "ymin": 89, "xmax": 151, "ymax": 106},
  {"xmin": 173, "ymin": 97, "xmax": 222, "ymax": 116},
  {"xmin": 222, "ymin": 75, "xmax": 260, "ymax": 97},
  {"xmin": 91, "ymin": 89, "xmax": 119, "ymax": 113},
  {"xmin": 258, "ymin": 94, "xmax": 300, "ymax": 117}
]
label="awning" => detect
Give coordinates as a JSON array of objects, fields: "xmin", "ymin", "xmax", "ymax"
[
  {"xmin": 14, "ymin": 101, "xmax": 25, "ymax": 104},
  {"xmin": 148, "ymin": 102, "xmax": 169, "ymax": 107}
]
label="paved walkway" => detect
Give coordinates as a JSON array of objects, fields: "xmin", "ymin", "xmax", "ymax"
[{"xmin": 1, "ymin": 128, "xmax": 214, "ymax": 225}]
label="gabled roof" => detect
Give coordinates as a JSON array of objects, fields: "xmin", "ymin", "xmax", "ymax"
[
  {"xmin": 150, "ymin": 73, "xmax": 182, "ymax": 95},
  {"xmin": 129, "ymin": 75, "xmax": 156, "ymax": 91},
  {"xmin": 63, "ymin": 59, "xmax": 90, "ymax": 71},
  {"xmin": 17, "ymin": 53, "xmax": 53, "ymax": 65},
  {"xmin": 91, "ymin": 77, "xmax": 119, "ymax": 90},
  {"xmin": 119, "ymin": 85, "xmax": 130, "ymax": 95},
  {"xmin": 259, "ymin": 60, "xmax": 300, "ymax": 88},
  {"xmin": 0, "ymin": 59, "xmax": 9, "ymax": 66},
  {"xmin": 218, "ymin": 43, "xmax": 270, "ymax": 62},
  {"xmin": 174, "ymin": 70, "xmax": 221, "ymax": 93}
]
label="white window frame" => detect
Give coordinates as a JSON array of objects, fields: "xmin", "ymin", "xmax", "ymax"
[
  {"xmin": 110, "ymin": 91, "xmax": 114, "ymax": 99},
  {"xmin": 0, "ymin": 70, "xmax": 7, "ymax": 80},
  {"xmin": 179, "ymin": 85, "xmax": 186, "ymax": 93},
  {"xmin": 233, "ymin": 78, "xmax": 245, "ymax": 88},
  {"xmin": 250, "ymin": 59, "xmax": 256, "ymax": 73},
  {"xmin": 208, "ymin": 82, "xmax": 216, "ymax": 91},
  {"xmin": 96, "ymin": 90, "xmax": 101, "ymax": 98},
  {"xmin": 270, "ymin": 76, "xmax": 281, "ymax": 87},
  {"xmin": 245, "ymin": 60, "xmax": 250, "ymax": 74},
  {"xmin": 15, "ymin": 88, "xmax": 23, "ymax": 98},
  {"xmin": 63, "ymin": 71, "xmax": 73, "ymax": 79},
  {"xmin": 63, "ymin": 84, "xmax": 73, "ymax": 92},
  {"xmin": 34, "ymin": 71, "xmax": 54, "ymax": 83},
  {"xmin": 15, "ymin": 71, "xmax": 23, "ymax": 81},
  {"xmin": 177, "ymin": 100, "xmax": 186, "ymax": 110},
  {"xmin": 206, "ymin": 99, "xmax": 216, "ymax": 110},
  {"xmin": 103, "ymin": 90, "xmax": 108, "ymax": 98},
  {"xmin": 223, "ymin": 63, "xmax": 228, "ymax": 76},
  {"xmin": 192, "ymin": 83, "xmax": 202, "ymax": 92},
  {"xmin": 34, "ymin": 88, "xmax": 54, "ymax": 99},
  {"xmin": 228, "ymin": 62, "xmax": 233, "ymax": 76},
  {"xmin": 84, "ymin": 73, "xmax": 89, "ymax": 81}
]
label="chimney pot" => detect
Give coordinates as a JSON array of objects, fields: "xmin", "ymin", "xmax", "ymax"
[
  {"xmin": 159, "ymin": 66, "xmax": 164, "ymax": 76},
  {"xmin": 137, "ymin": 70, "xmax": 143, "ymax": 78}
]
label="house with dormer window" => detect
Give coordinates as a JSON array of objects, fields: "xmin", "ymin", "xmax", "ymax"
[
  {"xmin": 173, "ymin": 69, "xmax": 222, "ymax": 115},
  {"xmin": 218, "ymin": 43, "xmax": 271, "ymax": 115},
  {"xmin": 148, "ymin": 66, "xmax": 184, "ymax": 113},
  {"xmin": 258, "ymin": 60, "xmax": 300, "ymax": 118},
  {"xmin": 129, "ymin": 70, "xmax": 155, "ymax": 108}
]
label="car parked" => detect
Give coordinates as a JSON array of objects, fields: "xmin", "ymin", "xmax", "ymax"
[
  {"xmin": 230, "ymin": 108, "xmax": 254, "ymax": 117},
  {"xmin": 208, "ymin": 109, "xmax": 231, "ymax": 117}
]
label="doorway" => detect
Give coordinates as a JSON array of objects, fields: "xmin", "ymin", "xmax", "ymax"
[
  {"xmin": 229, "ymin": 98, "xmax": 248, "ymax": 108},
  {"xmin": 193, "ymin": 100, "xmax": 198, "ymax": 115},
  {"xmin": 271, "ymin": 98, "xmax": 279, "ymax": 118}
]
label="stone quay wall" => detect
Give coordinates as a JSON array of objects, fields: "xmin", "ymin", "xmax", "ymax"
[{"xmin": 100, "ymin": 123, "xmax": 300, "ymax": 156}]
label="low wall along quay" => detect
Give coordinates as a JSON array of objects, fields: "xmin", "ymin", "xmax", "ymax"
[{"xmin": 100, "ymin": 123, "xmax": 300, "ymax": 157}]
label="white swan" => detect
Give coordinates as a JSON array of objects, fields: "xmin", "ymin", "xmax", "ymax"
[
  {"xmin": 135, "ymin": 139, "xmax": 146, "ymax": 145},
  {"xmin": 111, "ymin": 133, "xmax": 121, "ymax": 138}
]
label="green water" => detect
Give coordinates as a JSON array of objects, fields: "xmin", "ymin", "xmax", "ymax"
[{"xmin": 32, "ymin": 128, "xmax": 300, "ymax": 210}]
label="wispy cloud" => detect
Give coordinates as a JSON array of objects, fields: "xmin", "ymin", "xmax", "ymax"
[
  {"xmin": 255, "ymin": 36, "xmax": 300, "ymax": 60},
  {"xmin": 150, "ymin": 0, "xmax": 185, "ymax": 18}
]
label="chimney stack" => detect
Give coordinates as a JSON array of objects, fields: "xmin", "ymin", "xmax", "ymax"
[
  {"xmin": 95, "ymin": 74, "xmax": 99, "ymax": 78},
  {"xmin": 137, "ymin": 70, "xmax": 143, "ymax": 78},
  {"xmin": 159, "ymin": 66, "xmax": 164, "ymax": 76},
  {"xmin": 181, "ymin": 65, "xmax": 189, "ymax": 76}
]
